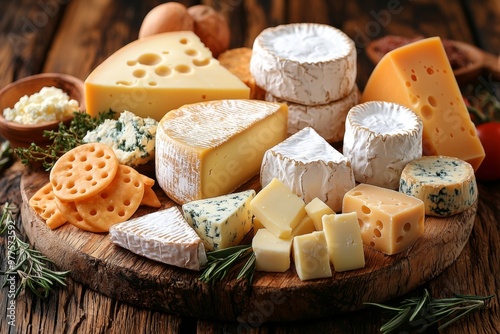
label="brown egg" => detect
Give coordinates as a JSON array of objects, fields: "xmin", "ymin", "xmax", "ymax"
[
  {"xmin": 187, "ymin": 5, "xmax": 231, "ymax": 58},
  {"xmin": 138, "ymin": 2, "xmax": 194, "ymax": 39}
]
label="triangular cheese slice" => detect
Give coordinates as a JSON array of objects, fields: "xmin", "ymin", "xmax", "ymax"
[
  {"xmin": 361, "ymin": 37, "xmax": 484, "ymax": 171},
  {"xmin": 85, "ymin": 31, "xmax": 250, "ymax": 121}
]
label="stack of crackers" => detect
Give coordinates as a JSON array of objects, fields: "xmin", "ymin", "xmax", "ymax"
[{"xmin": 29, "ymin": 142, "xmax": 161, "ymax": 232}]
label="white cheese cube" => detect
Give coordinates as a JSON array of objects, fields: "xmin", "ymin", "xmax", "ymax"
[
  {"xmin": 304, "ymin": 197, "xmax": 335, "ymax": 231},
  {"xmin": 322, "ymin": 212, "xmax": 365, "ymax": 272},
  {"xmin": 252, "ymin": 229, "xmax": 292, "ymax": 272},
  {"xmin": 293, "ymin": 231, "xmax": 332, "ymax": 281}
]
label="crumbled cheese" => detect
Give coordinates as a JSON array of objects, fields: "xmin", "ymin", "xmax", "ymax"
[
  {"xmin": 83, "ymin": 110, "xmax": 157, "ymax": 166},
  {"xmin": 3, "ymin": 86, "xmax": 79, "ymax": 124}
]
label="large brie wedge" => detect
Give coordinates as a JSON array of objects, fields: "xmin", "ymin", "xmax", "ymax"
[
  {"xmin": 155, "ymin": 99, "xmax": 288, "ymax": 205},
  {"xmin": 250, "ymin": 23, "xmax": 356, "ymax": 105},
  {"xmin": 261, "ymin": 127, "xmax": 355, "ymax": 212},
  {"xmin": 343, "ymin": 101, "xmax": 423, "ymax": 189},
  {"xmin": 109, "ymin": 207, "xmax": 207, "ymax": 271}
]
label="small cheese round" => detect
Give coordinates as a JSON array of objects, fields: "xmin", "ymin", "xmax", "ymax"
[
  {"xmin": 343, "ymin": 101, "xmax": 423, "ymax": 189},
  {"xmin": 250, "ymin": 23, "xmax": 356, "ymax": 105},
  {"xmin": 266, "ymin": 86, "xmax": 359, "ymax": 143},
  {"xmin": 399, "ymin": 156, "xmax": 477, "ymax": 217}
]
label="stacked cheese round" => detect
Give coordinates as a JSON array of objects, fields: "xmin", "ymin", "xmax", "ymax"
[
  {"xmin": 343, "ymin": 101, "xmax": 423, "ymax": 189},
  {"xmin": 250, "ymin": 23, "xmax": 358, "ymax": 143}
]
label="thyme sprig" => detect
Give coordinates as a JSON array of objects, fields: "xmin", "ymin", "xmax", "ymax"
[
  {"xmin": 365, "ymin": 289, "xmax": 495, "ymax": 333},
  {"xmin": 14, "ymin": 109, "xmax": 115, "ymax": 171},
  {"xmin": 199, "ymin": 245, "xmax": 255, "ymax": 284},
  {"xmin": 0, "ymin": 202, "xmax": 70, "ymax": 298}
]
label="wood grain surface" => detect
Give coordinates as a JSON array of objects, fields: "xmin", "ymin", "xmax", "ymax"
[{"xmin": 1, "ymin": 0, "xmax": 499, "ymax": 333}]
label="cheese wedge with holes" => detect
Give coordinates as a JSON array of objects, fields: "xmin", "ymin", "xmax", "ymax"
[
  {"xmin": 156, "ymin": 100, "xmax": 288, "ymax": 204},
  {"xmin": 343, "ymin": 101, "xmax": 423, "ymax": 189},
  {"xmin": 342, "ymin": 183, "xmax": 425, "ymax": 255},
  {"xmin": 250, "ymin": 23, "xmax": 356, "ymax": 105},
  {"xmin": 85, "ymin": 31, "xmax": 250, "ymax": 121},
  {"xmin": 361, "ymin": 36, "xmax": 485, "ymax": 171},
  {"xmin": 109, "ymin": 207, "xmax": 207, "ymax": 271},
  {"xmin": 399, "ymin": 156, "xmax": 477, "ymax": 217}
]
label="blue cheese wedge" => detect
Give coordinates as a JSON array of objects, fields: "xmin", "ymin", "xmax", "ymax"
[
  {"xmin": 399, "ymin": 156, "xmax": 477, "ymax": 217},
  {"xmin": 109, "ymin": 207, "xmax": 207, "ymax": 271},
  {"xmin": 181, "ymin": 190, "xmax": 255, "ymax": 251},
  {"xmin": 83, "ymin": 110, "xmax": 157, "ymax": 166}
]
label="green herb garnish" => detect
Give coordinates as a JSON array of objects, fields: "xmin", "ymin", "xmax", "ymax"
[
  {"xmin": 199, "ymin": 244, "xmax": 255, "ymax": 284},
  {"xmin": 364, "ymin": 289, "xmax": 495, "ymax": 333},
  {"xmin": 0, "ymin": 202, "xmax": 70, "ymax": 298},
  {"xmin": 0, "ymin": 141, "xmax": 12, "ymax": 173},
  {"xmin": 14, "ymin": 109, "xmax": 115, "ymax": 171}
]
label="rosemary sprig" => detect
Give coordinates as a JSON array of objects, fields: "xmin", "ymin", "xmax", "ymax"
[
  {"xmin": 14, "ymin": 109, "xmax": 115, "ymax": 171},
  {"xmin": 199, "ymin": 244, "xmax": 255, "ymax": 284},
  {"xmin": 364, "ymin": 289, "xmax": 495, "ymax": 333},
  {"xmin": 0, "ymin": 202, "xmax": 70, "ymax": 298},
  {"xmin": 0, "ymin": 141, "xmax": 12, "ymax": 173}
]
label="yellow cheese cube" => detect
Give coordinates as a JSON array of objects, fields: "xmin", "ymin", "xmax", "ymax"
[
  {"xmin": 85, "ymin": 31, "xmax": 250, "ymax": 121},
  {"xmin": 293, "ymin": 231, "xmax": 332, "ymax": 281},
  {"xmin": 250, "ymin": 178, "xmax": 306, "ymax": 239},
  {"xmin": 322, "ymin": 212, "xmax": 365, "ymax": 272},
  {"xmin": 252, "ymin": 229, "xmax": 292, "ymax": 272},
  {"xmin": 342, "ymin": 183, "xmax": 425, "ymax": 255},
  {"xmin": 361, "ymin": 37, "xmax": 484, "ymax": 171},
  {"xmin": 291, "ymin": 215, "xmax": 316, "ymax": 237},
  {"xmin": 304, "ymin": 197, "xmax": 335, "ymax": 231}
]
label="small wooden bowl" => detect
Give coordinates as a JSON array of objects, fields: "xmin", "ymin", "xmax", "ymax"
[{"xmin": 0, "ymin": 73, "xmax": 85, "ymax": 148}]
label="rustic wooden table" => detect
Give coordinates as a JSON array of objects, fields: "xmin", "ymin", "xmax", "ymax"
[{"xmin": 0, "ymin": 0, "xmax": 499, "ymax": 333}]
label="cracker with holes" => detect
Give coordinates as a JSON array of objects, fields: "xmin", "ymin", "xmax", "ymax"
[
  {"xmin": 74, "ymin": 165, "xmax": 145, "ymax": 231},
  {"xmin": 55, "ymin": 197, "xmax": 107, "ymax": 233},
  {"xmin": 29, "ymin": 182, "xmax": 67, "ymax": 229},
  {"xmin": 50, "ymin": 142, "xmax": 119, "ymax": 202}
]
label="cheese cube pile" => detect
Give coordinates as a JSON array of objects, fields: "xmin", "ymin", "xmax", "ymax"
[{"xmin": 250, "ymin": 23, "xmax": 359, "ymax": 142}]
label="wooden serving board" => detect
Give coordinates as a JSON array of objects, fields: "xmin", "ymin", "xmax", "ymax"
[{"xmin": 19, "ymin": 167, "xmax": 477, "ymax": 323}]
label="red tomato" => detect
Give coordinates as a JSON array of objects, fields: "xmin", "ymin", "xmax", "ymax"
[{"xmin": 475, "ymin": 122, "xmax": 500, "ymax": 181}]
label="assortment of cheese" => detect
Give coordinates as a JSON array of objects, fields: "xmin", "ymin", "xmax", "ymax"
[{"xmin": 28, "ymin": 21, "xmax": 484, "ymax": 280}]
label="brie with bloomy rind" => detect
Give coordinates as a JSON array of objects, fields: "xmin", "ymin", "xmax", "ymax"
[
  {"xmin": 261, "ymin": 127, "xmax": 355, "ymax": 212},
  {"xmin": 109, "ymin": 207, "xmax": 207, "ymax": 271},
  {"xmin": 156, "ymin": 99, "xmax": 288, "ymax": 205},
  {"xmin": 250, "ymin": 23, "xmax": 356, "ymax": 105},
  {"xmin": 85, "ymin": 31, "xmax": 250, "ymax": 121},
  {"xmin": 182, "ymin": 190, "xmax": 255, "ymax": 251},
  {"xmin": 399, "ymin": 156, "xmax": 478, "ymax": 217},
  {"xmin": 265, "ymin": 86, "xmax": 359, "ymax": 143},
  {"xmin": 343, "ymin": 101, "xmax": 423, "ymax": 190}
]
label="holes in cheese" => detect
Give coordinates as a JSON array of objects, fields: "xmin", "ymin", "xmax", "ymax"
[
  {"xmin": 85, "ymin": 31, "xmax": 250, "ymax": 121},
  {"xmin": 361, "ymin": 36, "xmax": 485, "ymax": 171},
  {"xmin": 343, "ymin": 183, "xmax": 425, "ymax": 255}
]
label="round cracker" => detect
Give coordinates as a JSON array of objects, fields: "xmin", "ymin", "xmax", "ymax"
[
  {"xmin": 29, "ymin": 182, "xmax": 58, "ymax": 220},
  {"xmin": 50, "ymin": 142, "xmax": 119, "ymax": 202},
  {"xmin": 75, "ymin": 165, "xmax": 145, "ymax": 231},
  {"xmin": 55, "ymin": 197, "xmax": 107, "ymax": 233}
]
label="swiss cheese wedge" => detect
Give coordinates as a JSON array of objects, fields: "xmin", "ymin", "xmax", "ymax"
[
  {"xmin": 361, "ymin": 37, "xmax": 485, "ymax": 171},
  {"xmin": 85, "ymin": 31, "xmax": 250, "ymax": 121}
]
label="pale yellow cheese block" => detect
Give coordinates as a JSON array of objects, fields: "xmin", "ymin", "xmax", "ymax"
[
  {"xmin": 156, "ymin": 100, "xmax": 288, "ymax": 204},
  {"xmin": 252, "ymin": 228, "xmax": 293, "ymax": 272},
  {"xmin": 322, "ymin": 212, "xmax": 365, "ymax": 272},
  {"xmin": 85, "ymin": 31, "xmax": 250, "ymax": 121},
  {"xmin": 361, "ymin": 36, "xmax": 484, "ymax": 171},
  {"xmin": 304, "ymin": 197, "xmax": 335, "ymax": 231},
  {"xmin": 342, "ymin": 183, "xmax": 425, "ymax": 255},
  {"xmin": 293, "ymin": 231, "xmax": 332, "ymax": 281}
]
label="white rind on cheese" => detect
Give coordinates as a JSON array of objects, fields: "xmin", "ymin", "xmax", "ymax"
[
  {"xmin": 109, "ymin": 207, "xmax": 207, "ymax": 271},
  {"xmin": 250, "ymin": 23, "xmax": 356, "ymax": 105},
  {"xmin": 261, "ymin": 127, "xmax": 355, "ymax": 212},
  {"xmin": 266, "ymin": 86, "xmax": 359, "ymax": 143},
  {"xmin": 343, "ymin": 101, "xmax": 423, "ymax": 189},
  {"xmin": 182, "ymin": 190, "xmax": 255, "ymax": 251},
  {"xmin": 155, "ymin": 99, "xmax": 288, "ymax": 204},
  {"xmin": 399, "ymin": 156, "xmax": 478, "ymax": 217}
]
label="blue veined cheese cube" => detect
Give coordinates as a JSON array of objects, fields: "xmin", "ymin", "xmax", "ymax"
[
  {"xmin": 182, "ymin": 190, "xmax": 255, "ymax": 251},
  {"xmin": 399, "ymin": 156, "xmax": 477, "ymax": 217}
]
